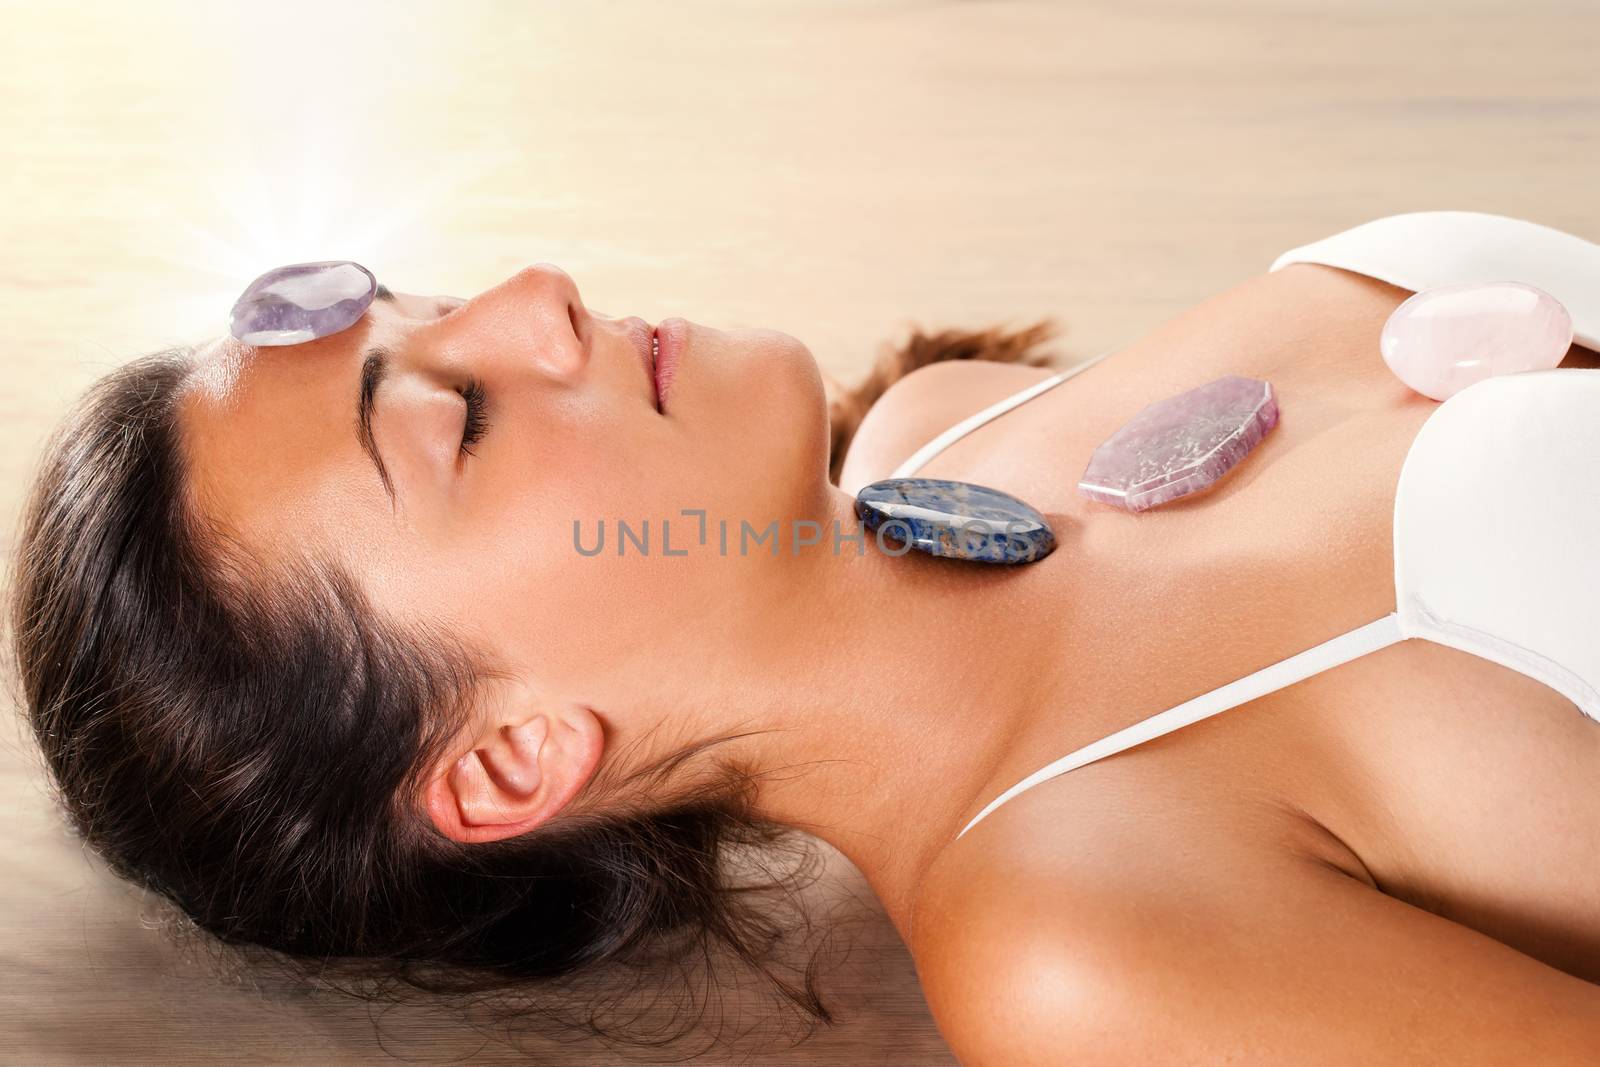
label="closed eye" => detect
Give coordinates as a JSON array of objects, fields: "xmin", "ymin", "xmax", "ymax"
[{"xmin": 459, "ymin": 377, "xmax": 488, "ymax": 457}]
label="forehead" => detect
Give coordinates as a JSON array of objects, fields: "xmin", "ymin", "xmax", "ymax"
[{"xmin": 178, "ymin": 315, "xmax": 395, "ymax": 561}]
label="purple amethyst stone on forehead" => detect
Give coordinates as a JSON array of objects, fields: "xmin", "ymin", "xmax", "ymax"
[
  {"xmin": 1077, "ymin": 375, "xmax": 1279, "ymax": 512},
  {"xmin": 228, "ymin": 261, "xmax": 378, "ymax": 346}
]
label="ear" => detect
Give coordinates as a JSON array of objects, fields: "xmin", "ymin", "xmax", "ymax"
[{"xmin": 423, "ymin": 702, "xmax": 605, "ymax": 844}]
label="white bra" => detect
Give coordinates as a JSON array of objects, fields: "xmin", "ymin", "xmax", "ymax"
[{"xmin": 904, "ymin": 212, "xmax": 1600, "ymax": 842}]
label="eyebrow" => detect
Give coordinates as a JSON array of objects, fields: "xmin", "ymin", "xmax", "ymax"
[{"xmin": 356, "ymin": 347, "xmax": 398, "ymax": 506}]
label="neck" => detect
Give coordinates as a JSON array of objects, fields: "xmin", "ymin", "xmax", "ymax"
[{"xmin": 734, "ymin": 485, "xmax": 1081, "ymax": 942}]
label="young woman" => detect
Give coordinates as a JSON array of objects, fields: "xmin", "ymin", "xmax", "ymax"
[{"xmin": 12, "ymin": 212, "xmax": 1600, "ymax": 1063}]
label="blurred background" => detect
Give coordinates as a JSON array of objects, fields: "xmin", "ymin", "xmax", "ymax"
[{"xmin": 2, "ymin": 0, "xmax": 1595, "ymax": 1062}]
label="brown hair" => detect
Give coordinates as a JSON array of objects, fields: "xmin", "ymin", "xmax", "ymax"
[{"xmin": 826, "ymin": 319, "xmax": 1060, "ymax": 483}]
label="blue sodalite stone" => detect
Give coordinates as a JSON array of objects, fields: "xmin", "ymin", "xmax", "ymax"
[
  {"xmin": 854, "ymin": 478, "xmax": 1056, "ymax": 564},
  {"xmin": 228, "ymin": 261, "xmax": 378, "ymax": 346}
]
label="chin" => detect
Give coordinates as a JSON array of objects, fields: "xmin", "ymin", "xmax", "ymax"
[{"xmin": 695, "ymin": 325, "xmax": 832, "ymax": 512}]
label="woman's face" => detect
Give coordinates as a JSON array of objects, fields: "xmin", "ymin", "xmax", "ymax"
[{"xmin": 180, "ymin": 264, "xmax": 833, "ymax": 804}]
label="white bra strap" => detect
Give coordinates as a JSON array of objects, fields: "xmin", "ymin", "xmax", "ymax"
[
  {"xmin": 955, "ymin": 611, "xmax": 1407, "ymax": 840},
  {"xmin": 890, "ymin": 347, "xmax": 1119, "ymax": 479}
]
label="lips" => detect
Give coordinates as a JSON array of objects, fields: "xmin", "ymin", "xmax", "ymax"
[
  {"xmin": 617, "ymin": 316, "xmax": 660, "ymax": 411},
  {"xmin": 653, "ymin": 318, "xmax": 686, "ymax": 410},
  {"xmin": 619, "ymin": 315, "xmax": 684, "ymax": 413}
]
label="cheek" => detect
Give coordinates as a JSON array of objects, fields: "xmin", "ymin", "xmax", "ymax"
[
  {"xmin": 412, "ymin": 419, "xmax": 689, "ymax": 651},
  {"xmin": 501, "ymin": 329, "xmax": 829, "ymax": 547},
  {"xmin": 437, "ymin": 513, "xmax": 741, "ymax": 698},
  {"xmin": 363, "ymin": 334, "xmax": 830, "ymax": 688},
  {"xmin": 358, "ymin": 405, "xmax": 647, "ymax": 637}
]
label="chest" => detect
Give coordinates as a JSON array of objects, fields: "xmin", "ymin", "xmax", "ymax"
[{"xmin": 888, "ymin": 267, "xmax": 1600, "ymax": 978}]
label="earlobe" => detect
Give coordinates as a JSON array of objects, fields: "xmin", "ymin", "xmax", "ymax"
[{"xmin": 423, "ymin": 705, "xmax": 605, "ymax": 845}]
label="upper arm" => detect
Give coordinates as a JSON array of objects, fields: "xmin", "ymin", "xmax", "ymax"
[{"xmin": 918, "ymin": 859, "xmax": 1600, "ymax": 1066}]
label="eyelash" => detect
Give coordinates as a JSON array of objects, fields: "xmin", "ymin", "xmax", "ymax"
[{"xmin": 458, "ymin": 377, "xmax": 488, "ymax": 457}]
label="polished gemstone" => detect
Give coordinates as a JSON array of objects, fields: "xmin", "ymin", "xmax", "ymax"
[
  {"xmin": 228, "ymin": 261, "xmax": 378, "ymax": 346},
  {"xmin": 1078, "ymin": 375, "xmax": 1278, "ymax": 512},
  {"xmin": 1380, "ymin": 281, "xmax": 1572, "ymax": 401},
  {"xmin": 854, "ymin": 478, "xmax": 1057, "ymax": 563}
]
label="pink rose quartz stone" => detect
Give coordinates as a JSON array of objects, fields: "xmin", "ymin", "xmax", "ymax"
[
  {"xmin": 1380, "ymin": 281, "xmax": 1572, "ymax": 401},
  {"xmin": 1077, "ymin": 375, "xmax": 1279, "ymax": 512}
]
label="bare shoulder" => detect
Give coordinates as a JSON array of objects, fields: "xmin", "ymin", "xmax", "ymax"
[
  {"xmin": 906, "ymin": 815, "xmax": 1161, "ymax": 1066},
  {"xmin": 836, "ymin": 360, "xmax": 1056, "ymax": 495},
  {"xmin": 907, "ymin": 799, "xmax": 1600, "ymax": 1065}
]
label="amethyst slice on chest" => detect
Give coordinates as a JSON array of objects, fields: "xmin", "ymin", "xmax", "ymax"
[{"xmin": 1077, "ymin": 375, "xmax": 1279, "ymax": 512}]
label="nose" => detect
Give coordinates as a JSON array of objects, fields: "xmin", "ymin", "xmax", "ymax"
[{"xmin": 433, "ymin": 263, "xmax": 588, "ymax": 378}]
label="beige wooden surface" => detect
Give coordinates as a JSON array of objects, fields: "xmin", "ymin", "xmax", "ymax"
[{"xmin": 2, "ymin": 1, "xmax": 1596, "ymax": 1063}]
